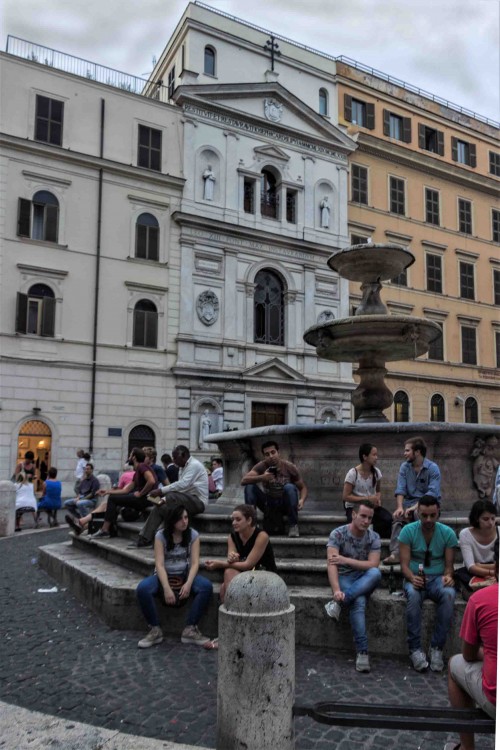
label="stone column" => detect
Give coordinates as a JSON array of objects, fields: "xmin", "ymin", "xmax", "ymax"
[
  {"xmin": 217, "ymin": 571, "xmax": 295, "ymax": 750},
  {"xmin": 0, "ymin": 480, "xmax": 16, "ymax": 536}
]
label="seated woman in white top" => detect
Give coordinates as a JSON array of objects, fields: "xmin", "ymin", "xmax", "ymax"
[
  {"xmin": 342, "ymin": 443, "xmax": 392, "ymax": 539},
  {"xmin": 458, "ymin": 499, "xmax": 498, "ymax": 597},
  {"xmin": 15, "ymin": 471, "xmax": 38, "ymax": 531}
]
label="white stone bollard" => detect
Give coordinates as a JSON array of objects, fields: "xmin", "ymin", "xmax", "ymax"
[
  {"xmin": 217, "ymin": 571, "xmax": 295, "ymax": 750},
  {"xmin": 0, "ymin": 480, "xmax": 17, "ymax": 537}
]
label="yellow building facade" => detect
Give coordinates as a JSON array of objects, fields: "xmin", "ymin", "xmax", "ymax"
[{"xmin": 336, "ymin": 61, "xmax": 500, "ymax": 425}]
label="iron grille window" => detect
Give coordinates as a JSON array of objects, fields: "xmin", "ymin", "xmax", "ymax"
[
  {"xmin": 426, "ymin": 254, "xmax": 442, "ymax": 294},
  {"xmin": 461, "ymin": 326, "xmax": 477, "ymax": 365},
  {"xmin": 17, "ymin": 191, "xmax": 59, "ymax": 243},
  {"xmin": 465, "ymin": 397, "xmax": 478, "ymax": 424},
  {"xmin": 133, "ymin": 299, "xmax": 158, "ymax": 348},
  {"xmin": 204, "ymin": 47, "xmax": 215, "ymax": 76},
  {"xmin": 394, "ymin": 391, "xmax": 409, "ymax": 422},
  {"xmin": 428, "ymin": 322, "xmax": 444, "ymax": 360},
  {"xmin": 243, "ymin": 179, "xmax": 255, "ymax": 214},
  {"xmin": 494, "ymin": 269, "xmax": 500, "ymax": 306},
  {"xmin": 492, "ymin": 209, "xmax": 500, "ymax": 243},
  {"xmin": 16, "ymin": 283, "xmax": 55, "ymax": 337},
  {"xmin": 128, "ymin": 424, "xmax": 155, "ymax": 454},
  {"xmin": 136, "ymin": 213, "xmax": 159, "ymax": 261},
  {"xmin": 425, "ymin": 188, "xmax": 440, "ymax": 225},
  {"xmin": 390, "ymin": 177, "xmax": 405, "ymax": 215},
  {"xmin": 35, "ymin": 95, "xmax": 64, "ymax": 146},
  {"xmin": 489, "ymin": 151, "xmax": 500, "ymax": 177},
  {"xmin": 351, "ymin": 165, "xmax": 368, "ymax": 204},
  {"xmin": 458, "ymin": 199, "xmax": 472, "ymax": 234},
  {"xmin": 138, "ymin": 125, "xmax": 161, "ymax": 171},
  {"xmin": 254, "ymin": 270, "xmax": 284, "ymax": 346},
  {"xmin": 459, "ymin": 262, "xmax": 475, "ymax": 300},
  {"xmin": 260, "ymin": 170, "xmax": 279, "ymax": 219},
  {"xmin": 418, "ymin": 124, "xmax": 444, "ymax": 155},
  {"xmin": 286, "ymin": 190, "xmax": 297, "ymax": 224},
  {"xmin": 167, "ymin": 66, "xmax": 175, "ymax": 99},
  {"xmin": 430, "ymin": 394, "xmax": 445, "ymax": 422},
  {"xmin": 452, "ymin": 138, "xmax": 476, "ymax": 167}
]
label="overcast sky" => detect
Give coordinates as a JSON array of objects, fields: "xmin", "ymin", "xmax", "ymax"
[{"xmin": 1, "ymin": 0, "xmax": 499, "ymax": 123}]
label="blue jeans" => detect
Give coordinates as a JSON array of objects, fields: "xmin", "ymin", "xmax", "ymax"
[
  {"xmin": 244, "ymin": 483, "xmax": 299, "ymax": 525},
  {"xmin": 64, "ymin": 497, "xmax": 97, "ymax": 517},
  {"xmin": 338, "ymin": 567, "xmax": 382, "ymax": 653},
  {"xmin": 403, "ymin": 575, "xmax": 456, "ymax": 652},
  {"xmin": 136, "ymin": 573, "xmax": 213, "ymax": 628}
]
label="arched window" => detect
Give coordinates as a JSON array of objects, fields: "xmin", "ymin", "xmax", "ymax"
[
  {"xmin": 16, "ymin": 283, "xmax": 55, "ymax": 337},
  {"xmin": 204, "ymin": 46, "xmax": 216, "ymax": 76},
  {"xmin": 394, "ymin": 391, "xmax": 410, "ymax": 422},
  {"xmin": 133, "ymin": 299, "xmax": 158, "ymax": 348},
  {"xmin": 128, "ymin": 424, "xmax": 155, "ymax": 454},
  {"xmin": 430, "ymin": 394, "xmax": 445, "ymax": 422},
  {"xmin": 135, "ymin": 213, "xmax": 159, "ymax": 261},
  {"xmin": 465, "ymin": 396, "xmax": 478, "ymax": 424},
  {"xmin": 17, "ymin": 191, "xmax": 59, "ymax": 243},
  {"xmin": 254, "ymin": 269, "xmax": 284, "ymax": 346},
  {"xmin": 319, "ymin": 88, "xmax": 328, "ymax": 116},
  {"xmin": 260, "ymin": 169, "xmax": 279, "ymax": 219}
]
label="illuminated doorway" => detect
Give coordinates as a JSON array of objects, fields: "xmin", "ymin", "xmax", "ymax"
[{"xmin": 17, "ymin": 420, "xmax": 52, "ymax": 489}]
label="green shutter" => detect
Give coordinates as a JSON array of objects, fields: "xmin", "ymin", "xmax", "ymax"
[
  {"xmin": 469, "ymin": 143, "xmax": 477, "ymax": 168},
  {"xmin": 437, "ymin": 130, "xmax": 444, "ymax": 156},
  {"xmin": 366, "ymin": 103, "xmax": 375, "ymax": 130},
  {"xmin": 17, "ymin": 198, "xmax": 31, "ymax": 237},
  {"xmin": 15, "ymin": 292, "xmax": 28, "ymax": 333},
  {"xmin": 41, "ymin": 297, "xmax": 56, "ymax": 337},
  {"xmin": 383, "ymin": 109, "xmax": 390, "ymax": 136},
  {"xmin": 451, "ymin": 137, "xmax": 458, "ymax": 162},
  {"xmin": 45, "ymin": 205, "xmax": 58, "ymax": 243},
  {"xmin": 344, "ymin": 94, "xmax": 352, "ymax": 122},
  {"xmin": 403, "ymin": 117, "xmax": 412, "ymax": 143}
]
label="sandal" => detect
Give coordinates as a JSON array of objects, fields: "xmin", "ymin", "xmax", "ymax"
[
  {"xmin": 203, "ymin": 638, "xmax": 219, "ymax": 650},
  {"xmin": 65, "ymin": 514, "xmax": 83, "ymax": 536}
]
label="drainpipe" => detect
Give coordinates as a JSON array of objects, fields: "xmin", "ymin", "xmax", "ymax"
[{"xmin": 89, "ymin": 98, "xmax": 105, "ymax": 454}]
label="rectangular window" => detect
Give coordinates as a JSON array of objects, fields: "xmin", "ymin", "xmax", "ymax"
[
  {"xmin": 426, "ymin": 253, "xmax": 442, "ymax": 294},
  {"xmin": 496, "ymin": 331, "xmax": 500, "ymax": 369},
  {"xmin": 452, "ymin": 137, "xmax": 476, "ymax": 167},
  {"xmin": 428, "ymin": 322, "xmax": 444, "ymax": 361},
  {"xmin": 251, "ymin": 402, "xmax": 287, "ymax": 428},
  {"xmin": 351, "ymin": 234, "xmax": 368, "ymax": 246},
  {"xmin": 418, "ymin": 124, "xmax": 444, "ymax": 155},
  {"xmin": 344, "ymin": 94, "xmax": 375, "ymax": 129},
  {"xmin": 351, "ymin": 99, "xmax": 366, "ymax": 127},
  {"xmin": 492, "ymin": 209, "xmax": 500, "ymax": 243},
  {"xmin": 286, "ymin": 190, "xmax": 297, "ymax": 224},
  {"xmin": 391, "ymin": 268, "xmax": 408, "ymax": 286},
  {"xmin": 383, "ymin": 109, "xmax": 411, "ymax": 142},
  {"xmin": 138, "ymin": 125, "xmax": 162, "ymax": 171},
  {"xmin": 243, "ymin": 178, "xmax": 255, "ymax": 214},
  {"xmin": 34, "ymin": 95, "xmax": 64, "ymax": 146},
  {"xmin": 458, "ymin": 198, "xmax": 472, "ymax": 234},
  {"xmin": 459, "ymin": 261, "xmax": 475, "ymax": 300},
  {"xmin": 425, "ymin": 188, "xmax": 440, "ymax": 225},
  {"xmin": 389, "ymin": 176, "xmax": 405, "ymax": 215},
  {"xmin": 16, "ymin": 292, "xmax": 56, "ymax": 337},
  {"xmin": 493, "ymin": 269, "xmax": 500, "ymax": 306},
  {"xmin": 351, "ymin": 165, "xmax": 368, "ymax": 204},
  {"xmin": 489, "ymin": 151, "xmax": 500, "ymax": 177},
  {"xmin": 461, "ymin": 326, "xmax": 477, "ymax": 365},
  {"xmin": 167, "ymin": 66, "xmax": 175, "ymax": 99}
]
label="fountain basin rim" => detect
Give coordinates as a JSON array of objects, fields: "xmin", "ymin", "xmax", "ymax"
[{"xmin": 328, "ymin": 243, "xmax": 415, "ymax": 282}]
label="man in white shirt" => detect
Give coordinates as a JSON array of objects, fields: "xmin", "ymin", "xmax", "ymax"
[
  {"xmin": 74, "ymin": 449, "xmax": 87, "ymax": 494},
  {"xmin": 211, "ymin": 458, "xmax": 224, "ymax": 496},
  {"xmin": 135, "ymin": 445, "xmax": 208, "ymax": 548}
]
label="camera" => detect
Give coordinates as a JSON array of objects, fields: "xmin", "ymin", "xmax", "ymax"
[{"xmin": 268, "ymin": 465, "xmax": 278, "ymax": 476}]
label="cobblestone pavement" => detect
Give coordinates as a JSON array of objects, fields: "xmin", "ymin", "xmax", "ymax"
[{"xmin": 0, "ymin": 529, "xmax": 495, "ymax": 750}]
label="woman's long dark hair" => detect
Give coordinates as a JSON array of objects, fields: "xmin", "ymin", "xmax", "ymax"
[
  {"xmin": 164, "ymin": 504, "xmax": 191, "ymax": 550},
  {"xmin": 358, "ymin": 443, "xmax": 378, "ymax": 489}
]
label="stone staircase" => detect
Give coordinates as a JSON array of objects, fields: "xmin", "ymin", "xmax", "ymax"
[{"xmin": 39, "ymin": 510, "xmax": 474, "ymax": 656}]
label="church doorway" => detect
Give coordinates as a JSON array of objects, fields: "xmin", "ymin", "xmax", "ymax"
[
  {"xmin": 251, "ymin": 402, "xmax": 287, "ymax": 428},
  {"xmin": 17, "ymin": 419, "xmax": 52, "ymax": 489}
]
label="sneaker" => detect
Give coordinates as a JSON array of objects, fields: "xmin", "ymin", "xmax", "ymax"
[
  {"xmin": 356, "ymin": 652, "xmax": 371, "ymax": 673},
  {"xmin": 127, "ymin": 537, "xmax": 152, "ymax": 550},
  {"xmin": 324, "ymin": 600, "xmax": 341, "ymax": 621},
  {"xmin": 181, "ymin": 625, "xmax": 210, "ymax": 646},
  {"xmin": 429, "ymin": 647, "xmax": 444, "ymax": 672},
  {"xmin": 410, "ymin": 649, "xmax": 429, "ymax": 672},
  {"xmin": 288, "ymin": 525, "xmax": 300, "ymax": 538},
  {"xmin": 89, "ymin": 529, "xmax": 111, "ymax": 540},
  {"xmin": 138, "ymin": 626, "xmax": 163, "ymax": 649}
]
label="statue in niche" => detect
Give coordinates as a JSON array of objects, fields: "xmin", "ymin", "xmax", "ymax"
[
  {"xmin": 320, "ymin": 196, "xmax": 330, "ymax": 228},
  {"xmin": 198, "ymin": 409, "xmax": 212, "ymax": 448},
  {"xmin": 471, "ymin": 435, "xmax": 499, "ymax": 499},
  {"xmin": 203, "ymin": 164, "xmax": 216, "ymax": 200}
]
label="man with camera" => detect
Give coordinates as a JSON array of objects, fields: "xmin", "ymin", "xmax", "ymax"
[{"xmin": 241, "ymin": 441, "xmax": 307, "ymax": 537}]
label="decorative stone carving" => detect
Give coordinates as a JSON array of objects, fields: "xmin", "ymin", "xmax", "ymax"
[
  {"xmin": 470, "ymin": 435, "xmax": 499, "ymax": 499},
  {"xmin": 196, "ymin": 290, "xmax": 219, "ymax": 326},
  {"xmin": 202, "ymin": 164, "xmax": 216, "ymax": 200},
  {"xmin": 320, "ymin": 196, "xmax": 330, "ymax": 228},
  {"xmin": 264, "ymin": 98, "xmax": 283, "ymax": 123},
  {"xmin": 317, "ymin": 310, "xmax": 335, "ymax": 324}
]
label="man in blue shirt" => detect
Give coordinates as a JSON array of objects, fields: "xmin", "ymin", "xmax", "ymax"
[
  {"xmin": 399, "ymin": 495, "xmax": 457, "ymax": 673},
  {"xmin": 383, "ymin": 436, "xmax": 441, "ymax": 564}
]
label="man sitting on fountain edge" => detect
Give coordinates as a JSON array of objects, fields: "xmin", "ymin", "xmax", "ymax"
[{"xmin": 241, "ymin": 441, "xmax": 307, "ymax": 538}]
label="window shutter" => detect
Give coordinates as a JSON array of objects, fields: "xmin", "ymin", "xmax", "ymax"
[
  {"xmin": 146, "ymin": 312, "xmax": 158, "ymax": 348},
  {"xmin": 149, "ymin": 226, "xmax": 159, "ymax": 262},
  {"xmin": 451, "ymin": 137, "xmax": 458, "ymax": 162},
  {"xmin": 437, "ymin": 130, "xmax": 444, "ymax": 156},
  {"xmin": 418, "ymin": 124, "xmax": 425, "ymax": 149},
  {"xmin": 402, "ymin": 117, "xmax": 412, "ymax": 143},
  {"xmin": 136, "ymin": 224, "xmax": 147, "ymax": 258},
  {"xmin": 45, "ymin": 205, "xmax": 59, "ymax": 243},
  {"xmin": 17, "ymin": 198, "xmax": 31, "ymax": 237},
  {"xmin": 344, "ymin": 94, "xmax": 352, "ymax": 122},
  {"xmin": 383, "ymin": 109, "xmax": 390, "ymax": 136},
  {"xmin": 469, "ymin": 143, "xmax": 477, "ymax": 168},
  {"xmin": 366, "ymin": 103, "xmax": 375, "ymax": 130},
  {"xmin": 41, "ymin": 297, "xmax": 56, "ymax": 337},
  {"xmin": 15, "ymin": 292, "xmax": 28, "ymax": 333}
]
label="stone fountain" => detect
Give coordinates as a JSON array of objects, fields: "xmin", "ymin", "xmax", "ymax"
[{"xmin": 208, "ymin": 243, "xmax": 500, "ymax": 512}]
